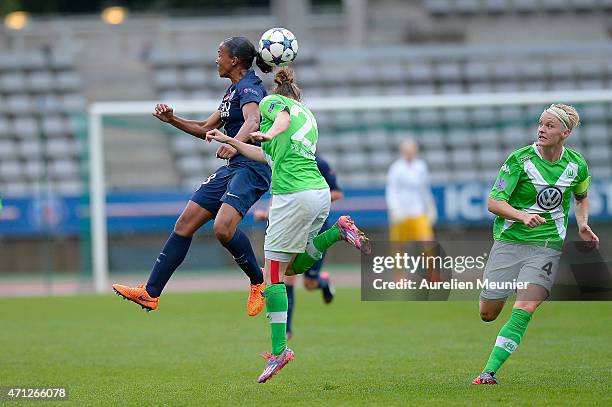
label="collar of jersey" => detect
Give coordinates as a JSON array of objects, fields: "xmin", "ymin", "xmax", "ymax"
[{"xmin": 532, "ymin": 142, "xmax": 566, "ymax": 163}]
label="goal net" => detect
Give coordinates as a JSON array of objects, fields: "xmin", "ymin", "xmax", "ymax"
[{"xmin": 87, "ymin": 89, "xmax": 612, "ymax": 292}]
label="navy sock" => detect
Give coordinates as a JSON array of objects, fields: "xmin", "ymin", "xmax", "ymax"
[
  {"xmin": 286, "ymin": 284, "xmax": 294, "ymax": 334},
  {"xmin": 221, "ymin": 228, "xmax": 264, "ymax": 285},
  {"xmin": 146, "ymin": 232, "xmax": 192, "ymax": 298}
]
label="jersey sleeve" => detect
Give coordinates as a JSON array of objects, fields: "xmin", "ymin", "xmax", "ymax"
[
  {"xmin": 316, "ymin": 156, "xmax": 341, "ymax": 191},
  {"xmin": 260, "ymin": 95, "xmax": 289, "ymax": 122},
  {"xmin": 237, "ymin": 82, "xmax": 264, "ymax": 109},
  {"xmin": 489, "ymin": 153, "xmax": 521, "ymax": 202},
  {"xmin": 574, "ymin": 157, "xmax": 591, "ymax": 196}
]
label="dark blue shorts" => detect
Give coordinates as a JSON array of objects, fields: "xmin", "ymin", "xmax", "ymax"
[{"xmin": 190, "ymin": 161, "xmax": 271, "ymax": 217}]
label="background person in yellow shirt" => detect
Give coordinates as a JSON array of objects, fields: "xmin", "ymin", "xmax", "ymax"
[{"xmin": 385, "ymin": 139, "xmax": 437, "ymax": 242}]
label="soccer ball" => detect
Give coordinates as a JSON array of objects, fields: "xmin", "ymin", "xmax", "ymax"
[{"xmin": 258, "ymin": 28, "xmax": 298, "ymax": 67}]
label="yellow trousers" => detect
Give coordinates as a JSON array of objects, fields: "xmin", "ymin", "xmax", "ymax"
[{"xmin": 389, "ymin": 214, "xmax": 434, "ymax": 241}]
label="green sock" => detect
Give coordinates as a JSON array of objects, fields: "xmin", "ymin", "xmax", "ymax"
[
  {"xmin": 265, "ymin": 283, "xmax": 288, "ymax": 356},
  {"xmin": 292, "ymin": 226, "xmax": 342, "ymax": 274},
  {"xmin": 483, "ymin": 308, "xmax": 532, "ymax": 373}
]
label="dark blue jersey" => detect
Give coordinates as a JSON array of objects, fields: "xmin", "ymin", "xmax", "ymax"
[
  {"xmin": 218, "ymin": 69, "xmax": 267, "ymax": 166},
  {"xmin": 315, "ymin": 155, "xmax": 341, "ymax": 192}
]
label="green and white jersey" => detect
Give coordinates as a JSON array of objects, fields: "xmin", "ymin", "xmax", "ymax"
[
  {"xmin": 259, "ymin": 94, "xmax": 328, "ymax": 195},
  {"xmin": 490, "ymin": 143, "xmax": 590, "ymax": 250}
]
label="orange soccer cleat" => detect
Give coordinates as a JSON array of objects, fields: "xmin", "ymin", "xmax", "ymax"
[
  {"xmin": 247, "ymin": 282, "xmax": 266, "ymax": 316},
  {"xmin": 112, "ymin": 283, "xmax": 159, "ymax": 312}
]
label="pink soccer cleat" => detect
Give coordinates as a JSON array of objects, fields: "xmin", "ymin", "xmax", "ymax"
[
  {"xmin": 257, "ymin": 348, "xmax": 295, "ymax": 383},
  {"xmin": 336, "ymin": 215, "xmax": 372, "ymax": 255}
]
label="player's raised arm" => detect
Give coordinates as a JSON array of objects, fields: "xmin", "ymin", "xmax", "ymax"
[
  {"xmin": 206, "ymin": 129, "xmax": 267, "ymax": 163},
  {"xmin": 250, "ymin": 110, "xmax": 291, "ymax": 142},
  {"xmin": 152, "ymin": 103, "xmax": 222, "ymax": 140}
]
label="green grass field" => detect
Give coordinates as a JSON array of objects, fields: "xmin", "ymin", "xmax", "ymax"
[{"xmin": 1, "ymin": 288, "xmax": 610, "ymax": 406}]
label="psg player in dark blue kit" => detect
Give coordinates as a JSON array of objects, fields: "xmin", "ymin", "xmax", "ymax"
[
  {"xmin": 113, "ymin": 37, "xmax": 273, "ymax": 316},
  {"xmin": 254, "ymin": 154, "xmax": 344, "ymax": 339}
]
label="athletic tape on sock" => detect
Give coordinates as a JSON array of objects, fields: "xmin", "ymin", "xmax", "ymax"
[
  {"xmin": 270, "ymin": 260, "xmax": 280, "ymax": 284},
  {"xmin": 267, "ymin": 311, "xmax": 288, "ymax": 323},
  {"xmin": 495, "ymin": 336, "xmax": 519, "ymax": 354}
]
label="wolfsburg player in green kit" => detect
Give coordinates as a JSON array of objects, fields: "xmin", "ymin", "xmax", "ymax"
[
  {"xmin": 206, "ymin": 67, "xmax": 370, "ymax": 383},
  {"xmin": 472, "ymin": 104, "xmax": 600, "ymax": 385}
]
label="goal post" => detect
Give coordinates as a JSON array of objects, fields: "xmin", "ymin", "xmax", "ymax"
[{"xmin": 87, "ymin": 89, "xmax": 612, "ymax": 293}]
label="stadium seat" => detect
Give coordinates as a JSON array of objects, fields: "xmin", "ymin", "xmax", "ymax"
[
  {"xmin": 464, "ymin": 61, "xmax": 491, "ymax": 81},
  {"xmin": 0, "ymin": 160, "xmax": 22, "ymax": 180},
  {"xmin": 3, "ymin": 181, "xmax": 31, "ymax": 196},
  {"xmin": 477, "ymin": 147, "xmax": 504, "ymax": 167},
  {"xmin": 541, "ymin": 0, "xmax": 571, "ymax": 11},
  {"xmin": 407, "ymin": 63, "xmax": 434, "ymax": 83},
  {"xmin": 6, "ymin": 95, "xmax": 35, "ymax": 114},
  {"xmin": 46, "ymin": 137, "xmax": 78, "ymax": 158},
  {"xmin": 56, "ymin": 179, "xmax": 83, "ymax": 194},
  {"xmin": 466, "ymin": 82, "xmax": 494, "ymax": 93},
  {"xmin": 54, "ymin": 71, "xmax": 82, "ymax": 92},
  {"xmin": 513, "ymin": 0, "xmax": 539, "ymax": 12},
  {"xmin": 439, "ymin": 83, "xmax": 464, "ymax": 94},
  {"xmin": 370, "ymin": 151, "xmax": 395, "ymax": 170},
  {"xmin": 11, "ymin": 117, "xmax": 39, "ymax": 138},
  {"xmin": 491, "ymin": 63, "xmax": 519, "ymax": 81},
  {"xmin": 0, "ymin": 116, "xmax": 10, "ymax": 136},
  {"xmin": 451, "ymin": 148, "xmax": 476, "ymax": 169},
  {"xmin": 422, "ymin": 149, "xmax": 450, "ymax": 169},
  {"xmin": 0, "ymin": 72, "xmax": 26, "ymax": 93},
  {"xmin": 41, "ymin": 116, "xmax": 68, "ymax": 137},
  {"xmin": 48, "ymin": 159, "xmax": 79, "ymax": 178},
  {"xmin": 154, "ymin": 69, "xmax": 180, "ymax": 89},
  {"xmin": 549, "ymin": 62, "xmax": 576, "ymax": 79},
  {"xmin": 423, "ymin": 0, "xmax": 453, "ymax": 16},
  {"xmin": 59, "ymin": 94, "xmax": 86, "ymax": 112},
  {"xmin": 455, "ymin": 0, "xmax": 481, "ymax": 14},
  {"xmin": 182, "ymin": 68, "xmax": 208, "ymax": 87},
  {"xmin": 471, "ymin": 106, "xmax": 497, "ymax": 124},
  {"xmin": 177, "ymin": 155, "xmax": 205, "ymax": 173},
  {"xmin": 27, "ymin": 71, "xmax": 53, "ymax": 92},
  {"xmin": 49, "ymin": 50, "xmax": 75, "ymax": 70},
  {"xmin": 0, "ymin": 139, "xmax": 17, "ymax": 159},
  {"xmin": 17, "ymin": 139, "xmax": 42, "ymax": 158},
  {"xmin": 583, "ymin": 125, "xmax": 609, "ymax": 143},
  {"xmin": 377, "ymin": 64, "xmax": 406, "ymax": 84},
  {"xmin": 584, "ymin": 144, "xmax": 611, "ymax": 166},
  {"xmin": 483, "ymin": 0, "xmax": 510, "ymax": 13}
]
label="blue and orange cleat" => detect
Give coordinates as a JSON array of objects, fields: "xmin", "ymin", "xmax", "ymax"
[
  {"xmin": 257, "ymin": 348, "xmax": 295, "ymax": 383},
  {"xmin": 472, "ymin": 371, "xmax": 498, "ymax": 385},
  {"xmin": 247, "ymin": 282, "xmax": 266, "ymax": 316},
  {"xmin": 112, "ymin": 283, "xmax": 159, "ymax": 312},
  {"xmin": 336, "ymin": 215, "xmax": 372, "ymax": 255}
]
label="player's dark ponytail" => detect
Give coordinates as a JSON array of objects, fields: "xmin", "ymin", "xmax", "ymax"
[
  {"xmin": 255, "ymin": 52, "xmax": 273, "ymax": 74},
  {"xmin": 222, "ymin": 36, "xmax": 272, "ymax": 74}
]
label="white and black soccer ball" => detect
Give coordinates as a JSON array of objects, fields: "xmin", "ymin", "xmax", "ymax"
[{"xmin": 258, "ymin": 28, "xmax": 298, "ymax": 67}]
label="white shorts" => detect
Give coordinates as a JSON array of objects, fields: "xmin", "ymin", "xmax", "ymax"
[{"xmin": 264, "ymin": 188, "xmax": 331, "ymax": 258}]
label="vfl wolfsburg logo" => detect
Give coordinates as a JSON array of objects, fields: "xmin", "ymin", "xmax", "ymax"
[{"xmin": 536, "ymin": 186, "xmax": 563, "ymax": 210}]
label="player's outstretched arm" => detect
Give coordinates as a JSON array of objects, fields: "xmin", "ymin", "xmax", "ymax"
[
  {"xmin": 152, "ymin": 104, "xmax": 221, "ymax": 140},
  {"xmin": 205, "ymin": 129, "xmax": 266, "ymax": 164},
  {"xmin": 250, "ymin": 110, "xmax": 291, "ymax": 142},
  {"xmin": 574, "ymin": 195, "xmax": 599, "ymax": 245},
  {"xmin": 487, "ymin": 197, "xmax": 546, "ymax": 228}
]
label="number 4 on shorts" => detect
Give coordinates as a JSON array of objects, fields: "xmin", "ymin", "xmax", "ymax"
[{"xmin": 541, "ymin": 262, "xmax": 553, "ymax": 276}]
